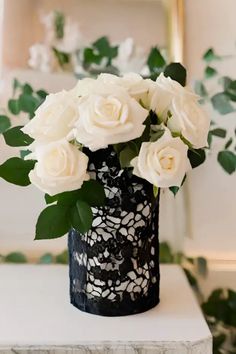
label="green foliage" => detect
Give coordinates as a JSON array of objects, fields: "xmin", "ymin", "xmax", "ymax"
[
  {"xmin": 3, "ymin": 126, "xmax": 33, "ymax": 147},
  {"xmin": 55, "ymin": 250, "xmax": 69, "ymax": 264},
  {"xmin": 4, "ymin": 252, "xmax": 27, "ymax": 263},
  {"xmin": 217, "ymin": 150, "xmax": 236, "ymax": 174},
  {"xmin": 211, "ymin": 93, "xmax": 234, "ymax": 115},
  {"xmin": 83, "ymin": 36, "xmax": 118, "ymax": 69},
  {"xmin": 53, "ymin": 47, "xmax": 70, "ymax": 68},
  {"xmin": 210, "ymin": 128, "xmax": 227, "ymax": 138},
  {"xmin": 0, "ymin": 157, "xmax": 36, "ymax": 186},
  {"xmin": 203, "ymin": 48, "xmax": 221, "ymax": 62},
  {"xmin": 54, "ymin": 11, "xmax": 65, "ymax": 39},
  {"xmin": 8, "ymin": 99, "xmax": 20, "ymax": 115},
  {"xmin": 119, "ymin": 142, "xmax": 139, "ymax": 168},
  {"xmin": 39, "ymin": 253, "xmax": 54, "ymax": 264},
  {"xmin": 147, "ymin": 47, "xmax": 166, "ymax": 73},
  {"xmin": 203, "ymin": 289, "xmax": 236, "ymax": 327},
  {"xmin": 0, "ymin": 115, "xmax": 11, "ymax": 133},
  {"xmin": 93, "ymin": 36, "xmax": 118, "ymax": 65},
  {"xmin": 164, "ymin": 62, "xmax": 187, "ymax": 87},
  {"xmin": 70, "ymin": 200, "xmax": 93, "ymax": 234},
  {"xmin": 188, "ymin": 149, "xmax": 206, "ymax": 169},
  {"xmin": 194, "ymin": 81, "xmax": 208, "ymax": 97},
  {"xmin": 205, "ymin": 66, "xmax": 218, "ymax": 79},
  {"xmin": 35, "ymin": 204, "xmax": 70, "ymax": 240}
]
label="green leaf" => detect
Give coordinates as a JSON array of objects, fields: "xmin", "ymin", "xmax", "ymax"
[
  {"xmin": 3, "ymin": 126, "xmax": 33, "ymax": 147},
  {"xmin": 228, "ymin": 289, "xmax": 236, "ymax": 311},
  {"xmin": 23, "ymin": 83, "xmax": 33, "ymax": 95},
  {"xmin": 119, "ymin": 142, "xmax": 139, "ymax": 168},
  {"xmin": 45, "ymin": 181, "xmax": 106, "ymax": 208},
  {"xmin": 225, "ymin": 137, "xmax": 233, "ymax": 149},
  {"xmin": 93, "ymin": 36, "xmax": 118, "ymax": 64},
  {"xmin": 196, "ymin": 257, "xmax": 208, "ymax": 277},
  {"xmin": 36, "ymin": 89, "xmax": 48, "ymax": 99},
  {"xmin": 225, "ymin": 80, "xmax": 236, "ymax": 102},
  {"xmin": 77, "ymin": 180, "xmax": 106, "ymax": 207},
  {"xmin": 19, "ymin": 94, "xmax": 39, "ymax": 117},
  {"xmin": 164, "ymin": 63, "xmax": 187, "ymax": 87},
  {"xmin": 213, "ymin": 334, "xmax": 226, "ymax": 354},
  {"xmin": 203, "ymin": 48, "xmax": 221, "ymax": 62},
  {"xmin": 35, "ymin": 205, "xmax": 70, "ymax": 240},
  {"xmin": 8, "ymin": 99, "xmax": 20, "ymax": 115},
  {"xmin": 218, "ymin": 76, "xmax": 232, "ymax": 91},
  {"xmin": 0, "ymin": 115, "xmax": 11, "ymax": 133},
  {"xmin": 12, "ymin": 78, "xmax": 22, "ymax": 95},
  {"xmin": 159, "ymin": 242, "xmax": 173, "ymax": 263},
  {"xmin": 5, "ymin": 252, "xmax": 27, "ymax": 263},
  {"xmin": 211, "ymin": 93, "xmax": 234, "ymax": 115},
  {"xmin": 204, "ymin": 66, "xmax": 217, "ymax": 79},
  {"xmin": 150, "ymin": 129, "xmax": 165, "ymax": 142},
  {"xmin": 210, "ymin": 128, "xmax": 227, "ymax": 138},
  {"xmin": 217, "ymin": 150, "xmax": 236, "ymax": 174},
  {"xmin": 52, "ymin": 47, "xmax": 70, "ymax": 67},
  {"xmin": 188, "ymin": 149, "xmax": 206, "ymax": 169},
  {"xmin": 55, "ymin": 250, "xmax": 68, "ymax": 264},
  {"xmin": 70, "ymin": 200, "xmax": 93, "ymax": 234},
  {"xmin": 39, "ymin": 253, "xmax": 54, "ymax": 264},
  {"xmin": 0, "ymin": 157, "xmax": 36, "ymax": 186},
  {"xmin": 169, "ymin": 186, "xmax": 179, "ymax": 196},
  {"xmin": 194, "ymin": 81, "xmax": 208, "ymax": 97},
  {"xmin": 147, "ymin": 47, "xmax": 166, "ymax": 72},
  {"xmin": 54, "ymin": 11, "xmax": 65, "ymax": 39},
  {"xmin": 20, "ymin": 150, "xmax": 31, "ymax": 159},
  {"xmin": 83, "ymin": 48, "xmax": 102, "ymax": 66}
]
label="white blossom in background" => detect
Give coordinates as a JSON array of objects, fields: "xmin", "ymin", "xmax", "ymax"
[
  {"xmin": 113, "ymin": 38, "xmax": 146, "ymax": 75},
  {"xmin": 28, "ymin": 43, "xmax": 53, "ymax": 72},
  {"xmin": 54, "ymin": 20, "xmax": 85, "ymax": 53}
]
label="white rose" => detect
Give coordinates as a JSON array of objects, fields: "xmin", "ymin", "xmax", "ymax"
[
  {"xmin": 98, "ymin": 73, "xmax": 155, "ymax": 108},
  {"xmin": 73, "ymin": 81, "xmax": 148, "ymax": 151},
  {"xmin": 168, "ymin": 95, "xmax": 210, "ymax": 148},
  {"xmin": 26, "ymin": 139, "xmax": 89, "ymax": 196},
  {"xmin": 131, "ymin": 129, "xmax": 190, "ymax": 188},
  {"xmin": 22, "ymin": 90, "xmax": 79, "ymax": 143},
  {"xmin": 150, "ymin": 73, "xmax": 209, "ymax": 148}
]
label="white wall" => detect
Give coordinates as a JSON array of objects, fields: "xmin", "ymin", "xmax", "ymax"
[{"xmin": 183, "ymin": 0, "xmax": 236, "ymax": 262}]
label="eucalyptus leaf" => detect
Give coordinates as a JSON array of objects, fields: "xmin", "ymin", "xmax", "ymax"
[
  {"xmin": 225, "ymin": 138, "xmax": 233, "ymax": 149},
  {"xmin": 39, "ymin": 253, "xmax": 54, "ymax": 264},
  {"xmin": 19, "ymin": 94, "xmax": 39, "ymax": 117},
  {"xmin": 211, "ymin": 93, "xmax": 234, "ymax": 115},
  {"xmin": 0, "ymin": 115, "xmax": 11, "ymax": 133},
  {"xmin": 204, "ymin": 66, "xmax": 218, "ymax": 79},
  {"xmin": 8, "ymin": 99, "xmax": 20, "ymax": 115},
  {"xmin": 210, "ymin": 128, "xmax": 227, "ymax": 138},
  {"xmin": 194, "ymin": 81, "xmax": 208, "ymax": 97},
  {"xmin": 5, "ymin": 252, "xmax": 27, "ymax": 263},
  {"xmin": 203, "ymin": 48, "xmax": 221, "ymax": 62},
  {"xmin": 217, "ymin": 150, "xmax": 236, "ymax": 174}
]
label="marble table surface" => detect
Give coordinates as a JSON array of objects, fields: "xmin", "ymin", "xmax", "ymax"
[{"xmin": 0, "ymin": 264, "xmax": 212, "ymax": 354}]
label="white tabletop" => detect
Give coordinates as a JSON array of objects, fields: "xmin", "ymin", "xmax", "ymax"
[{"xmin": 0, "ymin": 264, "xmax": 212, "ymax": 354}]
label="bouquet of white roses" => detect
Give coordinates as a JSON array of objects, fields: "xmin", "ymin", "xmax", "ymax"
[{"xmin": 0, "ymin": 66, "xmax": 209, "ymax": 240}]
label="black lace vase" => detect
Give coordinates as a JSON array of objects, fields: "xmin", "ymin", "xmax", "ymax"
[{"xmin": 68, "ymin": 147, "xmax": 160, "ymax": 316}]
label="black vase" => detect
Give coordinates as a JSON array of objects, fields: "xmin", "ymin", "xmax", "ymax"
[{"xmin": 68, "ymin": 147, "xmax": 160, "ymax": 316}]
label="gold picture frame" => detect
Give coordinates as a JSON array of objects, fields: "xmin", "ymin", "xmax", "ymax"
[{"xmin": 166, "ymin": 0, "xmax": 185, "ymax": 63}]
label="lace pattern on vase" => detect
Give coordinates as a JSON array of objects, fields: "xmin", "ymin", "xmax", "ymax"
[{"xmin": 68, "ymin": 147, "xmax": 160, "ymax": 316}]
